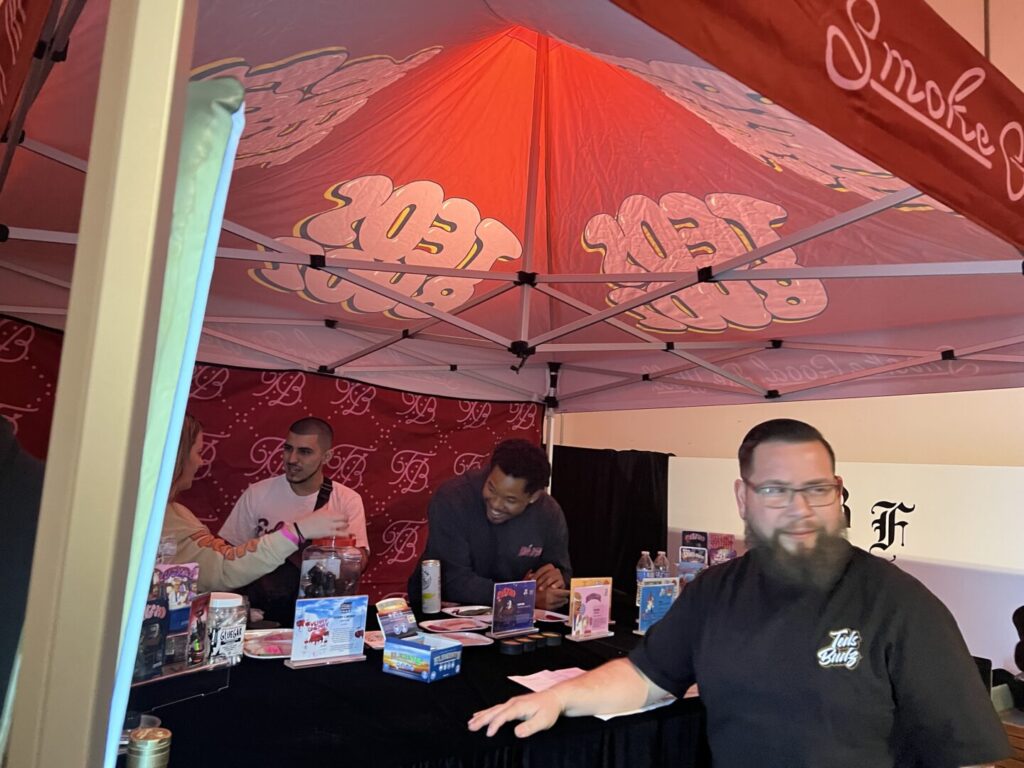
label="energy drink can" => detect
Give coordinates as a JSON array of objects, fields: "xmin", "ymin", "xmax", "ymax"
[{"xmin": 421, "ymin": 559, "xmax": 441, "ymax": 614}]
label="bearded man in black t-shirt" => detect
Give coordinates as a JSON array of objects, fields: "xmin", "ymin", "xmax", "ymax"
[{"xmin": 469, "ymin": 419, "xmax": 1011, "ymax": 768}]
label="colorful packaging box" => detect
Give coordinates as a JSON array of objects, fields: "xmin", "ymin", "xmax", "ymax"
[
  {"xmin": 155, "ymin": 562, "xmax": 199, "ymax": 634},
  {"xmin": 382, "ymin": 634, "xmax": 462, "ymax": 683}
]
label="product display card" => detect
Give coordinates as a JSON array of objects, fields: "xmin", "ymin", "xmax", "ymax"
[
  {"xmin": 376, "ymin": 597, "xmax": 418, "ymax": 639},
  {"xmin": 679, "ymin": 545, "xmax": 708, "ymax": 566},
  {"xmin": 567, "ymin": 577, "xmax": 613, "ymax": 641},
  {"xmin": 680, "ymin": 530, "xmax": 709, "ymax": 552},
  {"xmin": 290, "ymin": 595, "xmax": 368, "ymax": 665},
  {"xmin": 637, "ymin": 578, "xmax": 678, "ymax": 634},
  {"xmin": 489, "ymin": 580, "xmax": 537, "ymax": 638}
]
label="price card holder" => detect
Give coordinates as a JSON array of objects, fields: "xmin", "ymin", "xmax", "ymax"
[
  {"xmin": 567, "ymin": 577, "xmax": 614, "ymax": 642},
  {"xmin": 487, "ymin": 580, "xmax": 538, "ymax": 639},
  {"xmin": 286, "ymin": 595, "xmax": 368, "ymax": 670}
]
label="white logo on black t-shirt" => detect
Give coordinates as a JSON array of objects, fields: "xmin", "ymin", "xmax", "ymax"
[{"xmin": 817, "ymin": 628, "xmax": 862, "ymax": 669}]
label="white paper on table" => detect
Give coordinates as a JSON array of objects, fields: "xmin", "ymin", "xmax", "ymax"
[{"xmin": 508, "ymin": 667, "xmax": 587, "ymax": 692}]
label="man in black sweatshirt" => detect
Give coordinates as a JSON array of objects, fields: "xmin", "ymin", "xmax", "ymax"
[{"xmin": 410, "ymin": 439, "xmax": 571, "ymax": 610}]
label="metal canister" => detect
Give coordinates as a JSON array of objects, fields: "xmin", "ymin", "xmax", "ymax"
[
  {"xmin": 421, "ymin": 559, "xmax": 441, "ymax": 614},
  {"xmin": 127, "ymin": 726, "xmax": 172, "ymax": 768}
]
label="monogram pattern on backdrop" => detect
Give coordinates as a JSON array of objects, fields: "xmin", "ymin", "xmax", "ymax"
[{"xmin": 0, "ymin": 318, "xmax": 543, "ymax": 599}]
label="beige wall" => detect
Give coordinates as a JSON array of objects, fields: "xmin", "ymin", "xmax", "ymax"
[
  {"xmin": 556, "ymin": 387, "xmax": 1024, "ymax": 466},
  {"xmin": 926, "ymin": 0, "xmax": 1024, "ymax": 90}
]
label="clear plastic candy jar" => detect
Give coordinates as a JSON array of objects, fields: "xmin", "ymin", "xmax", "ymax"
[
  {"xmin": 299, "ymin": 537, "xmax": 362, "ymax": 597},
  {"xmin": 208, "ymin": 592, "xmax": 246, "ymax": 666}
]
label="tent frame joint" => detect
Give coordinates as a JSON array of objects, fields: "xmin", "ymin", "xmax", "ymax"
[
  {"xmin": 1, "ymin": 129, "xmax": 25, "ymax": 145},
  {"xmin": 0, "ymin": 224, "xmax": 8, "ymax": 242},
  {"xmin": 941, "ymin": 348, "xmax": 956, "ymax": 361},
  {"xmin": 310, "ymin": 254, "xmax": 326, "ymax": 269},
  {"xmin": 318, "ymin": 364, "xmax": 334, "ymax": 374},
  {"xmin": 697, "ymin": 265, "xmax": 713, "ymax": 283},
  {"xmin": 515, "ymin": 270, "xmax": 538, "ymax": 287},
  {"xmin": 544, "ymin": 395, "xmax": 559, "ymax": 409},
  {"xmin": 765, "ymin": 389, "xmax": 781, "ymax": 399},
  {"xmin": 770, "ymin": 339, "xmax": 783, "ymax": 349}
]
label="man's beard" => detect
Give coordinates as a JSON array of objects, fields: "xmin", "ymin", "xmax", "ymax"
[{"xmin": 745, "ymin": 521, "xmax": 851, "ymax": 592}]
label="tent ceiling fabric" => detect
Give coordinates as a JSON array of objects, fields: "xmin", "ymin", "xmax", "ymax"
[{"xmin": 1, "ymin": 0, "xmax": 1022, "ymax": 412}]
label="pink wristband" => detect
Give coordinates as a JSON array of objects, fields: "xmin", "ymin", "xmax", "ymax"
[{"xmin": 279, "ymin": 525, "xmax": 300, "ymax": 546}]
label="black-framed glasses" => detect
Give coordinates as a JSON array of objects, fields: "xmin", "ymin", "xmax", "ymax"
[{"xmin": 742, "ymin": 480, "xmax": 841, "ymax": 508}]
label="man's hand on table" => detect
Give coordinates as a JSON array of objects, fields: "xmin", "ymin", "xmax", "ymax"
[
  {"xmin": 468, "ymin": 690, "xmax": 564, "ymax": 738},
  {"xmin": 525, "ymin": 563, "xmax": 568, "ymax": 610}
]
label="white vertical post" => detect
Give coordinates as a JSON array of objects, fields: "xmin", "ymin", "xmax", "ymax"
[{"xmin": 7, "ymin": 1, "xmax": 196, "ymax": 766}]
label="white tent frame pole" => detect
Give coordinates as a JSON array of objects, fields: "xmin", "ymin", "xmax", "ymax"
[
  {"xmin": 714, "ymin": 261, "xmax": 1023, "ymax": 280},
  {"xmin": 969, "ymin": 354, "xmax": 1024, "ymax": 363},
  {"xmin": 535, "ymin": 282, "xmax": 766, "ymax": 394},
  {"xmin": 15, "ymin": 234, "xmax": 1021, "ymax": 282},
  {"xmin": 330, "ymin": 266, "xmax": 512, "ymax": 348},
  {"xmin": 0, "ymin": 0, "xmax": 66, "ymax": 190},
  {"xmin": 528, "ymin": 187, "xmax": 921, "ymax": 346},
  {"xmin": 18, "ymin": 142, "xmax": 301, "ymax": 257},
  {"xmin": 778, "ymin": 334, "xmax": 1024, "ymax": 397},
  {"xmin": 323, "ymin": 282, "xmax": 516, "ymax": 369},
  {"xmin": 217, "ymin": 247, "xmax": 522, "ymax": 282},
  {"xmin": 8, "ymin": 2, "xmax": 195, "ymax": 766},
  {"xmin": 0, "ymin": 260, "xmax": 70, "ymax": 289},
  {"xmin": 203, "ymin": 314, "xmax": 504, "ymax": 349},
  {"xmin": 335, "ymin": 327, "xmax": 540, "ymax": 400},
  {"xmin": 0, "ymin": 305, "xmax": 66, "ymax": 315},
  {"xmin": 21, "ymin": 136, "xmax": 87, "ymax": 171},
  {"xmin": 201, "ymin": 327, "xmax": 322, "ymax": 370},
  {"xmin": 558, "ymin": 348, "xmax": 762, "ymax": 402}
]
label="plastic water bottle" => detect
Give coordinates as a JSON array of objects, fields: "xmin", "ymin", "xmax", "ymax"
[
  {"xmin": 653, "ymin": 550, "xmax": 670, "ymax": 579},
  {"xmin": 636, "ymin": 550, "xmax": 654, "ymax": 606}
]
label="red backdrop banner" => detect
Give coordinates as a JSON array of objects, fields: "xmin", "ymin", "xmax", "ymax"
[{"xmin": 0, "ymin": 317, "xmax": 543, "ymax": 599}]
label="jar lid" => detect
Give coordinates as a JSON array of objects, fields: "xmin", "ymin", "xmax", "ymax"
[
  {"xmin": 311, "ymin": 536, "xmax": 357, "ymax": 548},
  {"xmin": 128, "ymin": 726, "xmax": 172, "ymax": 748},
  {"xmin": 209, "ymin": 592, "xmax": 243, "ymax": 608}
]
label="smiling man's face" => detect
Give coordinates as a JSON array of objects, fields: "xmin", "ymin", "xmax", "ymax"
[{"xmin": 481, "ymin": 465, "xmax": 540, "ymax": 525}]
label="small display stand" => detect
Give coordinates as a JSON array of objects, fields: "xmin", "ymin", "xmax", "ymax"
[
  {"xmin": 635, "ymin": 578, "xmax": 678, "ymax": 635},
  {"xmin": 285, "ymin": 595, "xmax": 368, "ymax": 669},
  {"xmin": 487, "ymin": 580, "xmax": 538, "ymax": 639},
  {"xmin": 566, "ymin": 577, "xmax": 613, "ymax": 642}
]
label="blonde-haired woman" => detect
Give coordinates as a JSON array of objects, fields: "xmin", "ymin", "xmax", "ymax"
[{"xmin": 162, "ymin": 414, "xmax": 348, "ymax": 593}]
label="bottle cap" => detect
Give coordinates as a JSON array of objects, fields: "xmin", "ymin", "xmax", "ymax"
[
  {"xmin": 209, "ymin": 592, "xmax": 243, "ymax": 608},
  {"xmin": 312, "ymin": 536, "xmax": 357, "ymax": 548}
]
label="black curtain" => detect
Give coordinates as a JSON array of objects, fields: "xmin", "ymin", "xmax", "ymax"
[{"xmin": 551, "ymin": 445, "xmax": 671, "ymax": 596}]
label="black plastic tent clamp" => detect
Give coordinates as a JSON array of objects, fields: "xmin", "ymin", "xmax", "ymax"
[
  {"xmin": 0, "ymin": 129, "xmax": 25, "ymax": 144},
  {"xmin": 941, "ymin": 349, "xmax": 956, "ymax": 361},
  {"xmin": 0, "ymin": 225, "xmax": 8, "ymax": 243},
  {"xmin": 544, "ymin": 395, "xmax": 558, "ymax": 408},
  {"xmin": 664, "ymin": 341, "xmax": 675, "ymax": 351},
  {"xmin": 515, "ymin": 270, "xmax": 537, "ymax": 286},
  {"xmin": 309, "ymin": 254, "xmax": 326, "ymax": 269},
  {"xmin": 696, "ymin": 266, "xmax": 713, "ymax": 283},
  {"xmin": 770, "ymin": 339, "xmax": 783, "ymax": 349},
  {"xmin": 765, "ymin": 389, "xmax": 781, "ymax": 399}
]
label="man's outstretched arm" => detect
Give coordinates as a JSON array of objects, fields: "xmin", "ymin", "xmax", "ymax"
[{"xmin": 467, "ymin": 658, "xmax": 668, "ymax": 738}]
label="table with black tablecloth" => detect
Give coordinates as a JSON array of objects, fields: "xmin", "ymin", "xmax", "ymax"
[{"xmin": 141, "ymin": 596, "xmax": 710, "ymax": 768}]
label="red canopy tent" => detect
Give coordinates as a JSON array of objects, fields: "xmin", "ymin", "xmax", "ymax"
[
  {"xmin": 1, "ymin": 0, "xmax": 1023, "ymax": 413},
  {"xmin": 2, "ymin": 2, "xmax": 1022, "ymax": 766}
]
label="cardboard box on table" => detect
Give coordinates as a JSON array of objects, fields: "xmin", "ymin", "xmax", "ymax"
[{"xmin": 376, "ymin": 597, "xmax": 462, "ymax": 683}]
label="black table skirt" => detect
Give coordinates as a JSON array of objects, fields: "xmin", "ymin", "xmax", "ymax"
[{"xmin": 139, "ymin": 602, "xmax": 710, "ymax": 768}]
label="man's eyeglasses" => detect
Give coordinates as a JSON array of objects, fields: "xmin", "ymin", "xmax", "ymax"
[{"xmin": 742, "ymin": 480, "xmax": 841, "ymax": 508}]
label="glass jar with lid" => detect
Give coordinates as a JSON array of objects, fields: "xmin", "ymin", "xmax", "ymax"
[
  {"xmin": 299, "ymin": 536, "xmax": 363, "ymax": 597},
  {"xmin": 208, "ymin": 592, "xmax": 246, "ymax": 665}
]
